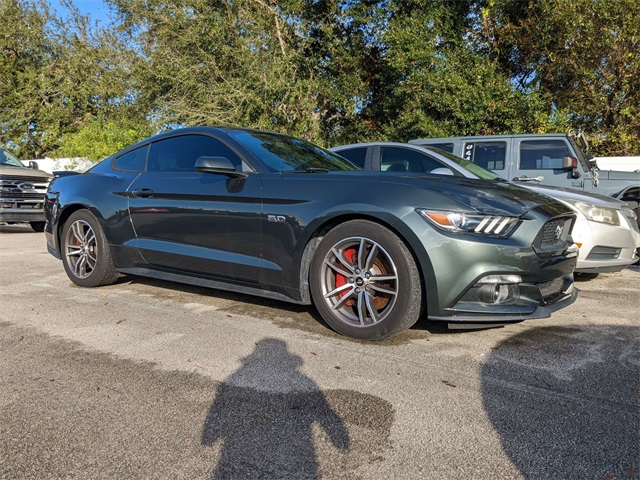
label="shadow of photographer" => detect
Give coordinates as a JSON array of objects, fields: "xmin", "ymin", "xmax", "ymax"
[{"xmin": 201, "ymin": 338, "xmax": 350, "ymax": 479}]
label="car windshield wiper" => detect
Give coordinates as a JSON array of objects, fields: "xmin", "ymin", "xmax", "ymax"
[{"xmin": 285, "ymin": 167, "xmax": 331, "ymax": 173}]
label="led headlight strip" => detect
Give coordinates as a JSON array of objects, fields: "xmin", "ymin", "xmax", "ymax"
[{"xmin": 417, "ymin": 209, "xmax": 519, "ymax": 237}]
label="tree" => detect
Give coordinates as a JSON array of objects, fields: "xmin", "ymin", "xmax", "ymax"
[
  {"xmin": 56, "ymin": 116, "xmax": 151, "ymax": 161},
  {"xmin": 106, "ymin": 0, "xmax": 389, "ymax": 146},
  {"xmin": 0, "ymin": 0, "xmax": 143, "ymax": 158},
  {"xmin": 480, "ymin": 0, "xmax": 640, "ymax": 155},
  {"xmin": 373, "ymin": 0, "xmax": 565, "ymax": 142}
]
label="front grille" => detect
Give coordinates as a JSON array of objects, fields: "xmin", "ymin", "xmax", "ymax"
[
  {"xmin": 0, "ymin": 175, "xmax": 51, "ymax": 183},
  {"xmin": 0, "ymin": 191, "xmax": 44, "ymax": 199},
  {"xmin": 623, "ymin": 211, "xmax": 639, "ymax": 233},
  {"xmin": 0, "ymin": 174, "xmax": 49, "ymax": 202},
  {"xmin": 533, "ymin": 215, "xmax": 575, "ymax": 258}
]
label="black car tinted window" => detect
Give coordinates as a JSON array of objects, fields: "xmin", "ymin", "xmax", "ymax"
[
  {"xmin": 147, "ymin": 135, "xmax": 241, "ymax": 173},
  {"xmin": 520, "ymin": 140, "xmax": 572, "ymax": 170},
  {"xmin": 336, "ymin": 147, "xmax": 367, "ymax": 168},
  {"xmin": 462, "ymin": 142, "xmax": 506, "ymax": 170},
  {"xmin": 380, "ymin": 147, "xmax": 444, "ymax": 173},
  {"xmin": 113, "ymin": 145, "xmax": 148, "ymax": 172}
]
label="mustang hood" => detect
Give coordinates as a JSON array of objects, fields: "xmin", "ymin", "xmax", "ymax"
[{"xmin": 337, "ymin": 171, "xmax": 564, "ymax": 217}]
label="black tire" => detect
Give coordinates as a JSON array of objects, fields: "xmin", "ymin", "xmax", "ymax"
[
  {"xmin": 310, "ymin": 220, "xmax": 422, "ymax": 340},
  {"xmin": 30, "ymin": 221, "xmax": 45, "ymax": 232},
  {"xmin": 60, "ymin": 210, "xmax": 119, "ymax": 287}
]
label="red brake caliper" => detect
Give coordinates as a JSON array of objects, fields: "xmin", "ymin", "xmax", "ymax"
[{"xmin": 335, "ymin": 248, "xmax": 357, "ymax": 306}]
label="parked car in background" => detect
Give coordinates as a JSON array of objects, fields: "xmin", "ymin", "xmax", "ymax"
[
  {"xmin": 45, "ymin": 127, "xmax": 578, "ymax": 339},
  {"xmin": 0, "ymin": 148, "xmax": 53, "ymax": 232},
  {"xmin": 331, "ymin": 143, "xmax": 639, "ymax": 274},
  {"xmin": 408, "ymin": 133, "xmax": 640, "ymax": 222}
]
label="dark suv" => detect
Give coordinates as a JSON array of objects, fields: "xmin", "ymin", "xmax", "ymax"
[{"xmin": 0, "ymin": 149, "xmax": 53, "ymax": 232}]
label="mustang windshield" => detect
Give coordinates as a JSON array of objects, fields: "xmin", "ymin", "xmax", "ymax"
[{"xmin": 228, "ymin": 130, "xmax": 359, "ymax": 173}]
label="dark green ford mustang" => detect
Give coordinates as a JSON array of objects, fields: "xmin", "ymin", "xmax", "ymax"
[{"xmin": 45, "ymin": 127, "xmax": 578, "ymax": 339}]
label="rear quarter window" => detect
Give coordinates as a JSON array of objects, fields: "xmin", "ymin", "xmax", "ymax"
[
  {"xmin": 462, "ymin": 142, "xmax": 506, "ymax": 170},
  {"xmin": 336, "ymin": 147, "xmax": 367, "ymax": 168},
  {"xmin": 113, "ymin": 145, "xmax": 148, "ymax": 172}
]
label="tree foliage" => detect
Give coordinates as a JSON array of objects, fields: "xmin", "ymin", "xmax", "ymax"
[
  {"xmin": 376, "ymin": 0, "xmax": 566, "ymax": 142},
  {"xmin": 56, "ymin": 116, "xmax": 152, "ymax": 160},
  {"xmin": 480, "ymin": 0, "xmax": 640, "ymax": 154},
  {"xmin": 2, "ymin": 0, "xmax": 638, "ymax": 157},
  {"xmin": 0, "ymin": 0, "xmax": 144, "ymax": 158},
  {"xmin": 107, "ymin": 0, "xmax": 390, "ymax": 146}
]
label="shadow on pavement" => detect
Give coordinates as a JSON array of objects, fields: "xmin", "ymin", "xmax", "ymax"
[
  {"xmin": 481, "ymin": 325, "xmax": 639, "ymax": 479},
  {"xmin": 201, "ymin": 338, "xmax": 395, "ymax": 478}
]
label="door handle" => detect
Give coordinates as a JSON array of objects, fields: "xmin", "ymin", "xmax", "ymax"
[
  {"xmin": 131, "ymin": 188, "xmax": 154, "ymax": 197},
  {"xmin": 512, "ymin": 176, "xmax": 544, "ymax": 182}
]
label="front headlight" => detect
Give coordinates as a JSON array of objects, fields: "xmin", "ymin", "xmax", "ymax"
[
  {"xmin": 573, "ymin": 201, "xmax": 620, "ymax": 225},
  {"xmin": 417, "ymin": 209, "xmax": 519, "ymax": 237}
]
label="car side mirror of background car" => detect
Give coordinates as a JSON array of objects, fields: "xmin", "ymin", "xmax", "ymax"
[
  {"xmin": 28, "ymin": 160, "xmax": 39, "ymax": 169},
  {"xmin": 430, "ymin": 167, "xmax": 455, "ymax": 176},
  {"xmin": 195, "ymin": 156, "xmax": 247, "ymax": 178},
  {"xmin": 561, "ymin": 156, "xmax": 581, "ymax": 179},
  {"xmin": 561, "ymin": 156, "xmax": 577, "ymax": 170}
]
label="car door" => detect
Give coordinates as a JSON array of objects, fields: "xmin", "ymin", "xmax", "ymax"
[
  {"xmin": 511, "ymin": 138, "xmax": 582, "ymax": 188},
  {"xmin": 127, "ymin": 133, "xmax": 263, "ymax": 283}
]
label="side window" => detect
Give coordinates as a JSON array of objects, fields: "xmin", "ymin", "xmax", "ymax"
[
  {"xmin": 147, "ymin": 135, "xmax": 242, "ymax": 173},
  {"xmin": 462, "ymin": 142, "xmax": 506, "ymax": 170},
  {"xmin": 520, "ymin": 140, "xmax": 572, "ymax": 170},
  {"xmin": 380, "ymin": 147, "xmax": 446, "ymax": 173},
  {"xmin": 113, "ymin": 145, "xmax": 148, "ymax": 172},
  {"xmin": 336, "ymin": 147, "xmax": 367, "ymax": 168}
]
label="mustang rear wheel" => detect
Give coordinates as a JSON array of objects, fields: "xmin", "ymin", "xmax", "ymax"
[
  {"xmin": 61, "ymin": 210, "xmax": 119, "ymax": 287},
  {"xmin": 310, "ymin": 220, "xmax": 422, "ymax": 340}
]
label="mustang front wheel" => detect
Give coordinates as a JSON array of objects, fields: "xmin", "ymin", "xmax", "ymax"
[
  {"xmin": 61, "ymin": 210, "xmax": 119, "ymax": 287},
  {"xmin": 310, "ymin": 220, "xmax": 422, "ymax": 340}
]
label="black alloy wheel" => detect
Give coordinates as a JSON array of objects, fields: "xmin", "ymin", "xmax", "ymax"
[{"xmin": 61, "ymin": 210, "xmax": 119, "ymax": 287}]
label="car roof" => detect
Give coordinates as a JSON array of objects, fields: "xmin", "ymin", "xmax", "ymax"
[{"xmin": 409, "ymin": 134, "xmax": 569, "ymax": 144}]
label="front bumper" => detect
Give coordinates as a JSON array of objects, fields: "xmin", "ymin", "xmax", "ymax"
[
  {"xmin": 572, "ymin": 214, "xmax": 640, "ymax": 273},
  {"xmin": 429, "ymin": 277, "xmax": 578, "ymax": 326},
  {"xmin": 0, "ymin": 207, "xmax": 45, "ymax": 222},
  {"xmin": 412, "ymin": 206, "xmax": 578, "ymax": 326}
]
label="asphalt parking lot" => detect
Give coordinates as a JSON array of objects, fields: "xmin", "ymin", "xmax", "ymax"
[{"xmin": 1, "ymin": 225, "xmax": 638, "ymax": 479}]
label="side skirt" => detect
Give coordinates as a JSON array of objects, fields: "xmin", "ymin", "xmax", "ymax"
[{"xmin": 117, "ymin": 267, "xmax": 311, "ymax": 306}]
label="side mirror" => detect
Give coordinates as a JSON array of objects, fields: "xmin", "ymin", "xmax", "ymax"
[
  {"xmin": 430, "ymin": 167, "xmax": 455, "ymax": 176},
  {"xmin": 562, "ymin": 156, "xmax": 581, "ymax": 179},
  {"xmin": 195, "ymin": 156, "xmax": 247, "ymax": 178},
  {"xmin": 28, "ymin": 160, "xmax": 39, "ymax": 169},
  {"xmin": 561, "ymin": 156, "xmax": 577, "ymax": 170}
]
